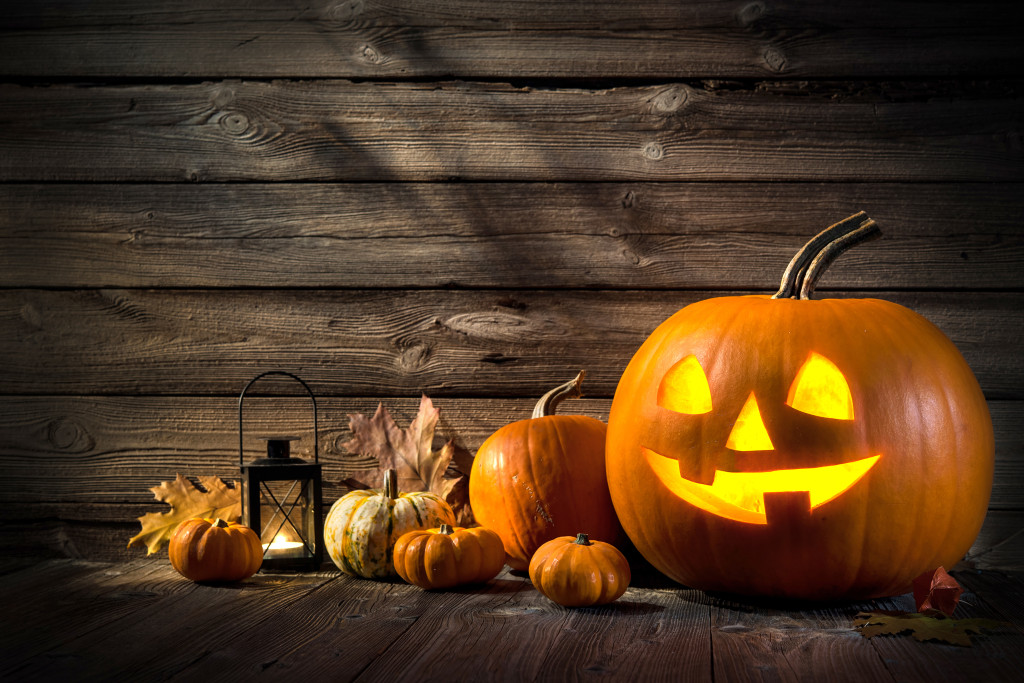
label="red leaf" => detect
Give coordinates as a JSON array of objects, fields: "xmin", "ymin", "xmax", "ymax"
[{"xmin": 912, "ymin": 566, "xmax": 963, "ymax": 617}]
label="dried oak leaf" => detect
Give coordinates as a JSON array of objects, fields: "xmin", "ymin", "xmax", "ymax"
[
  {"xmin": 913, "ymin": 566, "xmax": 963, "ymax": 616},
  {"xmin": 127, "ymin": 474, "xmax": 241, "ymax": 555},
  {"xmin": 342, "ymin": 395, "xmax": 474, "ymax": 525},
  {"xmin": 854, "ymin": 610, "xmax": 1006, "ymax": 647}
]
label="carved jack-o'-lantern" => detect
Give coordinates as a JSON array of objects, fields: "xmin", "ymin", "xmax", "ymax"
[{"xmin": 606, "ymin": 214, "xmax": 994, "ymax": 600}]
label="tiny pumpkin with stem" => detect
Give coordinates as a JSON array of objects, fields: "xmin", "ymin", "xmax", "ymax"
[
  {"xmin": 168, "ymin": 517, "xmax": 263, "ymax": 582},
  {"xmin": 393, "ymin": 524, "xmax": 506, "ymax": 589},
  {"xmin": 529, "ymin": 533, "xmax": 631, "ymax": 607}
]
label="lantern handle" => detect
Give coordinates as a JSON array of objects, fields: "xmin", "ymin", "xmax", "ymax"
[{"xmin": 238, "ymin": 370, "xmax": 319, "ymax": 466}]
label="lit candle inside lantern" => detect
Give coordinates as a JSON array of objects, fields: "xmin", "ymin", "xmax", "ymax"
[{"xmin": 262, "ymin": 534, "xmax": 306, "ymax": 558}]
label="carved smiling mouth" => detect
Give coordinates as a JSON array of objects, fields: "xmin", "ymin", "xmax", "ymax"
[{"xmin": 643, "ymin": 447, "xmax": 880, "ymax": 525}]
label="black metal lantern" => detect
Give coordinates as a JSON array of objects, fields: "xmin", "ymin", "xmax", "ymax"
[{"xmin": 239, "ymin": 371, "xmax": 324, "ymax": 572}]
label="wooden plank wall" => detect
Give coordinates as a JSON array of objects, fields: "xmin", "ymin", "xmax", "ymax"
[{"xmin": 1, "ymin": 1, "xmax": 1022, "ymax": 568}]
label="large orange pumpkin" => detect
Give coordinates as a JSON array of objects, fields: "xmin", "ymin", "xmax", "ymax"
[
  {"xmin": 470, "ymin": 371, "xmax": 625, "ymax": 570},
  {"xmin": 606, "ymin": 213, "xmax": 994, "ymax": 600}
]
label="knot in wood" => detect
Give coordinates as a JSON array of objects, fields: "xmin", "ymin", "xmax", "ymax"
[
  {"xmin": 399, "ymin": 343, "xmax": 431, "ymax": 370},
  {"xmin": 220, "ymin": 111, "xmax": 250, "ymax": 136},
  {"xmin": 642, "ymin": 141, "xmax": 665, "ymax": 160},
  {"xmin": 325, "ymin": 0, "xmax": 365, "ymax": 23},
  {"xmin": 737, "ymin": 1, "xmax": 768, "ymax": 27},
  {"xmin": 360, "ymin": 43, "xmax": 385, "ymax": 64},
  {"xmin": 762, "ymin": 45, "xmax": 788, "ymax": 73},
  {"xmin": 652, "ymin": 86, "xmax": 688, "ymax": 114},
  {"xmin": 47, "ymin": 417, "xmax": 94, "ymax": 453},
  {"xmin": 210, "ymin": 84, "xmax": 236, "ymax": 109}
]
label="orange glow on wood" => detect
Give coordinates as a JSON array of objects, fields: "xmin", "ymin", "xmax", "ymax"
[
  {"xmin": 658, "ymin": 355, "xmax": 712, "ymax": 414},
  {"xmin": 726, "ymin": 392, "xmax": 774, "ymax": 451},
  {"xmin": 643, "ymin": 447, "xmax": 881, "ymax": 525},
  {"xmin": 787, "ymin": 352, "xmax": 854, "ymax": 420}
]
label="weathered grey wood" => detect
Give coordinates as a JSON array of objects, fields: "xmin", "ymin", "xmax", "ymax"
[
  {"xmin": 1, "ymin": 81, "xmax": 1020, "ymax": 182},
  {"xmin": 962, "ymin": 511, "xmax": 1024, "ymax": 572},
  {"xmin": 356, "ymin": 581, "xmax": 712, "ymax": 681},
  {"xmin": 0, "ymin": 559, "xmax": 196, "ymax": 677},
  {"xmin": 6, "ymin": 1, "xmax": 1020, "ymax": 32},
  {"xmin": 3, "ymin": 182, "xmax": 1022, "ymax": 290},
  {"xmin": 179, "ymin": 571, "xmax": 484, "ymax": 680},
  {"xmin": 3, "ymin": 560, "xmax": 1020, "ymax": 682},
  {"xmin": 8, "ymin": 564, "xmax": 332, "ymax": 681},
  {"xmin": 0, "ymin": 397, "xmax": 1020, "ymax": 511},
  {"xmin": 1, "ymin": 289, "xmax": 1020, "ymax": 397},
  {"xmin": 1, "ymin": 1, "xmax": 1021, "ymax": 78},
  {"xmin": 710, "ymin": 596, "xmax": 899, "ymax": 682}
]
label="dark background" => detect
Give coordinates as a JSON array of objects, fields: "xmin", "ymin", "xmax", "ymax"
[{"xmin": 0, "ymin": 0, "xmax": 1021, "ymax": 566}]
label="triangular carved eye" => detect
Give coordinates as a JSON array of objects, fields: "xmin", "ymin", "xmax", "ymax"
[
  {"xmin": 787, "ymin": 352, "xmax": 854, "ymax": 420},
  {"xmin": 658, "ymin": 355, "xmax": 712, "ymax": 414}
]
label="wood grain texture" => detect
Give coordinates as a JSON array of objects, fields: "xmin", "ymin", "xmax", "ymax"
[
  {"xmin": 4, "ymin": 566, "xmax": 333, "ymax": 681},
  {"xmin": 3, "ymin": 560, "xmax": 1022, "ymax": 682},
  {"xmin": 1, "ymin": 1, "xmax": 1022, "ymax": 78},
  {"xmin": 2, "ymin": 289, "xmax": 1020, "ymax": 397},
  {"xmin": 0, "ymin": 397, "xmax": 1020, "ymax": 511},
  {"xmin": 710, "ymin": 598, "xmax": 899, "ymax": 682},
  {"xmin": 1, "ymin": 81, "xmax": 1020, "ymax": 182},
  {"xmin": 0, "ymin": 559, "xmax": 196, "ymax": 676},
  {"xmin": 3, "ymin": 182, "xmax": 1022, "ymax": 290}
]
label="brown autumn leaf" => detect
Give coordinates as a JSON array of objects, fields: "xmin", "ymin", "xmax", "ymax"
[
  {"xmin": 342, "ymin": 395, "xmax": 474, "ymax": 525},
  {"xmin": 913, "ymin": 566, "xmax": 963, "ymax": 616},
  {"xmin": 127, "ymin": 474, "xmax": 241, "ymax": 555},
  {"xmin": 854, "ymin": 610, "xmax": 1006, "ymax": 647}
]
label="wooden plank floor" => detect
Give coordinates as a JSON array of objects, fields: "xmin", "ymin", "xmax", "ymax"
[{"xmin": 1, "ymin": 558, "xmax": 1021, "ymax": 682}]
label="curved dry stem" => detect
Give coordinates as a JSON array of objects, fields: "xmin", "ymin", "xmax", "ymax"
[
  {"xmin": 798, "ymin": 219, "xmax": 880, "ymax": 299},
  {"xmin": 772, "ymin": 211, "xmax": 873, "ymax": 300},
  {"xmin": 532, "ymin": 370, "xmax": 586, "ymax": 418}
]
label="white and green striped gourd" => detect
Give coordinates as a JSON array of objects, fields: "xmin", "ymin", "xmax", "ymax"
[{"xmin": 325, "ymin": 468, "xmax": 455, "ymax": 579}]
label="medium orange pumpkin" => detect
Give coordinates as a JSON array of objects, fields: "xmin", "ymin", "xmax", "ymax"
[
  {"xmin": 606, "ymin": 213, "xmax": 994, "ymax": 600},
  {"xmin": 529, "ymin": 533, "xmax": 630, "ymax": 607},
  {"xmin": 469, "ymin": 372, "xmax": 625, "ymax": 570},
  {"xmin": 393, "ymin": 524, "xmax": 506, "ymax": 589},
  {"xmin": 169, "ymin": 517, "xmax": 263, "ymax": 582}
]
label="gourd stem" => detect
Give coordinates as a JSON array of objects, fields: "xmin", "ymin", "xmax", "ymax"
[
  {"xmin": 383, "ymin": 469, "xmax": 398, "ymax": 500},
  {"xmin": 574, "ymin": 533, "xmax": 592, "ymax": 546},
  {"xmin": 798, "ymin": 219, "xmax": 880, "ymax": 299},
  {"xmin": 771, "ymin": 212, "xmax": 873, "ymax": 300},
  {"xmin": 212, "ymin": 518, "xmax": 229, "ymax": 528},
  {"xmin": 532, "ymin": 370, "xmax": 586, "ymax": 419},
  {"xmin": 439, "ymin": 524, "xmax": 454, "ymax": 535}
]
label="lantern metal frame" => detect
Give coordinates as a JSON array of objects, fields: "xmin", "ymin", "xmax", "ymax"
[{"xmin": 238, "ymin": 370, "xmax": 324, "ymax": 572}]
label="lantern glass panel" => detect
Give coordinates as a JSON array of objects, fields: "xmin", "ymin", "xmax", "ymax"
[{"xmin": 257, "ymin": 478, "xmax": 316, "ymax": 559}]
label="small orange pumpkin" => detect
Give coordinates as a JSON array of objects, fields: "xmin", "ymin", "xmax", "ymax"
[
  {"xmin": 393, "ymin": 524, "xmax": 506, "ymax": 589},
  {"xmin": 469, "ymin": 371, "xmax": 625, "ymax": 571},
  {"xmin": 168, "ymin": 517, "xmax": 263, "ymax": 582},
  {"xmin": 529, "ymin": 533, "xmax": 631, "ymax": 607}
]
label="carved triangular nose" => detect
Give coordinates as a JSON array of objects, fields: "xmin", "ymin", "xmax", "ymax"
[{"xmin": 726, "ymin": 392, "xmax": 775, "ymax": 451}]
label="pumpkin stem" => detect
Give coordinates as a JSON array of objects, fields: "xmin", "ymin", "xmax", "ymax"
[
  {"xmin": 439, "ymin": 524, "xmax": 454, "ymax": 535},
  {"xmin": 532, "ymin": 370, "xmax": 586, "ymax": 418},
  {"xmin": 798, "ymin": 219, "xmax": 880, "ymax": 299},
  {"xmin": 212, "ymin": 518, "xmax": 229, "ymax": 528},
  {"xmin": 574, "ymin": 533, "xmax": 592, "ymax": 546},
  {"xmin": 771, "ymin": 212, "xmax": 879, "ymax": 300},
  {"xmin": 383, "ymin": 468, "xmax": 398, "ymax": 500}
]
